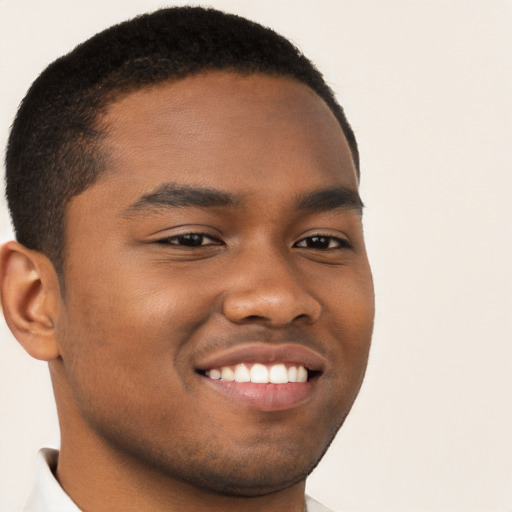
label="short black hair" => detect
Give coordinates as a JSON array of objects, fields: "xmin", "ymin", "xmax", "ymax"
[{"xmin": 5, "ymin": 6, "xmax": 359, "ymax": 277}]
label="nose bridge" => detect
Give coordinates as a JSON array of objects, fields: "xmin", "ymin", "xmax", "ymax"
[{"xmin": 222, "ymin": 243, "xmax": 322, "ymax": 326}]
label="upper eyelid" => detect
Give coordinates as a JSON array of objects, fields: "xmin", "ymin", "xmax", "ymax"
[
  {"xmin": 151, "ymin": 226, "xmax": 222, "ymax": 239},
  {"xmin": 293, "ymin": 234, "xmax": 352, "ymax": 248},
  {"xmin": 156, "ymin": 232, "xmax": 222, "ymax": 244},
  {"xmin": 296, "ymin": 233, "xmax": 350, "ymax": 242},
  {"xmin": 152, "ymin": 229, "xmax": 351, "ymax": 245}
]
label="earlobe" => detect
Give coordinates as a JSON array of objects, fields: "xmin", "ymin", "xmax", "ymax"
[{"xmin": 0, "ymin": 241, "xmax": 61, "ymax": 361}]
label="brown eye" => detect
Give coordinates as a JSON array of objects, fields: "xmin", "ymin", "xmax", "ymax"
[
  {"xmin": 158, "ymin": 233, "xmax": 221, "ymax": 247},
  {"xmin": 294, "ymin": 235, "xmax": 351, "ymax": 250}
]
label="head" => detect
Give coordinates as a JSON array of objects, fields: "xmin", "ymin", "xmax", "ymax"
[
  {"xmin": 5, "ymin": 6, "xmax": 359, "ymax": 280},
  {"xmin": 1, "ymin": 6, "xmax": 373, "ymax": 504}
]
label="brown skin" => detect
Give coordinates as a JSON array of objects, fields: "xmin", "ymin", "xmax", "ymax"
[{"xmin": 1, "ymin": 72, "xmax": 374, "ymax": 512}]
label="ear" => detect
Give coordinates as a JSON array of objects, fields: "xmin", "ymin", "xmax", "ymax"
[{"xmin": 0, "ymin": 241, "xmax": 62, "ymax": 361}]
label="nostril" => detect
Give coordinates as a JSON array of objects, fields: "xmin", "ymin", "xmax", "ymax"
[{"xmin": 243, "ymin": 314, "xmax": 265, "ymax": 322}]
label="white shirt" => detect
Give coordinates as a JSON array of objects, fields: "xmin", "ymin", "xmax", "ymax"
[
  {"xmin": 24, "ymin": 448, "xmax": 336, "ymax": 512},
  {"xmin": 23, "ymin": 449, "xmax": 79, "ymax": 512}
]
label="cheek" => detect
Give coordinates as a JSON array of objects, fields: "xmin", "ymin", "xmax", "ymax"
[
  {"xmin": 341, "ymin": 271, "xmax": 374, "ymax": 364},
  {"xmin": 317, "ymin": 266, "xmax": 374, "ymax": 387},
  {"xmin": 57, "ymin": 266, "xmax": 216, "ymax": 401},
  {"xmin": 67, "ymin": 257, "xmax": 216, "ymax": 335},
  {"xmin": 317, "ymin": 262, "xmax": 374, "ymax": 332}
]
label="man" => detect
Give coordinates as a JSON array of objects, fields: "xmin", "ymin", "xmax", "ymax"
[{"xmin": 1, "ymin": 6, "xmax": 374, "ymax": 512}]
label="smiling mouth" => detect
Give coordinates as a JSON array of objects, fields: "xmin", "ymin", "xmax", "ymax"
[
  {"xmin": 196, "ymin": 361, "xmax": 322, "ymax": 411},
  {"xmin": 194, "ymin": 343, "xmax": 325, "ymax": 410},
  {"xmin": 199, "ymin": 363, "xmax": 318, "ymax": 384},
  {"xmin": 195, "ymin": 343, "xmax": 325, "ymax": 386}
]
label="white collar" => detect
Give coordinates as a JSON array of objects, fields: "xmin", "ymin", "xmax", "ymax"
[
  {"xmin": 24, "ymin": 448, "xmax": 334, "ymax": 512},
  {"xmin": 305, "ymin": 495, "xmax": 336, "ymax": 512},
  {"xmin": 23, "ymin": 448, "xmax": 80, "ymax": 512}
]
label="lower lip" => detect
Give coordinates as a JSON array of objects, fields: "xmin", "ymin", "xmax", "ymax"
[{"xmin": 201, "ymin": 377, "xmax": 316, "ymax": 411}]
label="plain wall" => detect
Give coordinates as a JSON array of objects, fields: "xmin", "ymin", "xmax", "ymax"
[{"xmin": 1, "ymin": 1, "xmax": 511, "ymax": 511}]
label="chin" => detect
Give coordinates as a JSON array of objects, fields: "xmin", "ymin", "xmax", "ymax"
[
  {"xmin": 104, "ymin": 423, "xmax": 331, "ymax": 497},
  {"xmin": 175, "ymin": 429, "xmax": 340, "ymax": 497},
  {"xmin": 174, "ymin": 455, "xmax": 315, "ymax": 497},
  {"xmin": 182, "ymin": 416, "xmax": 347, "ymax": 497}
]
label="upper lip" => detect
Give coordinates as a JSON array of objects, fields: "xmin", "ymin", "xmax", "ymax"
[{"xmin": 195, "ymin": 343, "xmax": 326, "ymax": 372}]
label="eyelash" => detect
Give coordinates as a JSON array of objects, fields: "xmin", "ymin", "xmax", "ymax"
[
  {"xmin": 156, "ymin": 233, "xmax": 351, "ymax": 250},
  {"xmin": 156, "ymin": 233, "xmax": 221, "ymax": 247},
  {"xmin": 293, "ymin": 235, "xmax": 352, "ymax": 251}
]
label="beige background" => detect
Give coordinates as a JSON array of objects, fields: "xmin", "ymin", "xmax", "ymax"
[{"xmin": 1, "ymin": 1, "xmax": 511, "ymax": 511}]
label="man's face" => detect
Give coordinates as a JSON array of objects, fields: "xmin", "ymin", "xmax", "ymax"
[{"xmin": 56, "ymin": 72, "xmax": 374, "ymax": 495}]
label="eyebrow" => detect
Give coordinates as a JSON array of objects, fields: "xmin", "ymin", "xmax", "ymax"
[
  {"xmin": 124, "ymin": 183, "xmax": 363, "ymax": 217},
  {"xmin": 124, "ymin": 183, "xmax": 240, "ymax": 215},
  {"xmin": 296, "ymin": 186, "xmax": 364, "ymax": 213}
]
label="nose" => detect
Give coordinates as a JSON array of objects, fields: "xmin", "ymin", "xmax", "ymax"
[{"xmin": 222, "ymin": 251, "xmax": 322, "ymax": 327}]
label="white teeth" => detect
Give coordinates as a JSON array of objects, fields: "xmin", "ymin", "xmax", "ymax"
[
  {"xmin": 208, "ymin": 369, "xmax": 221, "ymax": 380},
  {"xmin": 297, "ymin": 366, "xmax": 308, "ymax": 383},
  {"xmin": 250, "ymin": 363, "xmax": 269, "ymax": 383},
  {"xmin": 221, "ymin": 367, "xmax": 235, "ymax": 381},
  {"xmin": 206, "ymin": 363, "xmax": 309, "ymax": 384},
  {"xmin": 269, "ymin": 363, "xmax": 288, "ymax": 384},
  {"xmin": 234, "ymin": 364, "xmax": 251, "ymax": 382}
]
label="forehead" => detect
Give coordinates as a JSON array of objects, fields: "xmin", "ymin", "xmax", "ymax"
[{"xmin": 95, "ymin": 72, "xmax": 357, "ymax": 197}]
